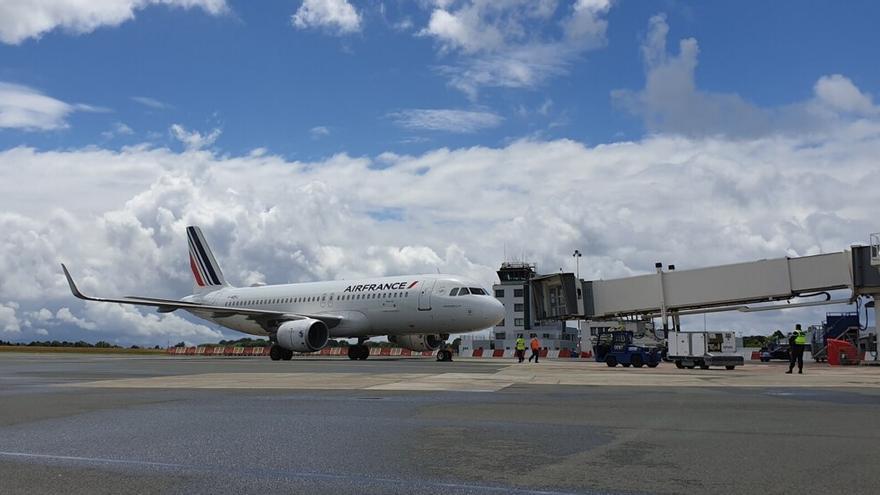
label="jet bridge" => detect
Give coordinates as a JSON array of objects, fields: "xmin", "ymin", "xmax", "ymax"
[{"xmin": 530, "ymin": 240, "xmax": 880, "ymax": 349}]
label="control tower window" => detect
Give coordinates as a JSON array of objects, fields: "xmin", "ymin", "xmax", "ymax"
[{"xmin": 513, "ymin": 289, "xmax": 523, "ymax": 298}]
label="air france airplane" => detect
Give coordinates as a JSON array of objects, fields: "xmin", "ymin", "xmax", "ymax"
[{"xmin": 62, "ymin": 226, "xmax": 504, "ymax": 361}]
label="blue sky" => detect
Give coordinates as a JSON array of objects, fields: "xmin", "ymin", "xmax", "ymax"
[
  {"xmin": 2, "ymin": 1, "xmax": 878, "ymax": 159},
  {"xmin": 1, "ymin": 0, "xmax": 880, "ymax": 345}
]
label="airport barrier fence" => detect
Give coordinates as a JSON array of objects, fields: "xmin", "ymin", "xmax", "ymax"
[
  {"xmin": 163, "ymin": 346, "xmax": 597, "ymax": 358},
  {"xmin": 165, "ymin": 346, "xmax": 440, "ymax": 357}
]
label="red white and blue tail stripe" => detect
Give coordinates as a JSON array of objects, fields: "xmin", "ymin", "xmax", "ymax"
[{"xmin": 187, "ymin": 226, "xmax": 227, "ymax": 291}]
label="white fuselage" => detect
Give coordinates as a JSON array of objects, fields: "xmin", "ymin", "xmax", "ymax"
[{"xmin": 183, "ymin": 274, "xmax": 505, "ymax": 339}]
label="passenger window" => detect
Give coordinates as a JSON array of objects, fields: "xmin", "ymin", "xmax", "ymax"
[
  {"xmin": 459, "ymin": 288, "xmax": 470, "ymax": 295},
  {"xmin": 450, "ymin": 288, "xmax": 459, "ymax": 296}
]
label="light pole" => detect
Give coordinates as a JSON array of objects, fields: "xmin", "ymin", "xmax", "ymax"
[{"xmin": 573, "ymin": 249, "xmax": 582, "ymax": 352}]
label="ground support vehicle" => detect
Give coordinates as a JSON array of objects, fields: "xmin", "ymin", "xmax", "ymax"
[
  {"xmin": 668, "ymin": 331, "xmax": 743, "ymax": 370},
  {"xmin": 593, "ymin": 330, "xmax": 662, "ymax": 368}
]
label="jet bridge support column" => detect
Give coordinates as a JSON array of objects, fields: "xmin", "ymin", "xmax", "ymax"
[
  {"xmin": 655, "ymin": 262, "xmax": 668, "ymax": 335},
  {"xmin": 865, "ymin": 302, "xmax": 880, "ymax": 362}
]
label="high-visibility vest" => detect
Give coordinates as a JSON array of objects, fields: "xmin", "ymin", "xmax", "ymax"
[
  {"xmin": 794, "ymin": 331, "xmax": 807, "ymax": 346},
  {"xmin": 515, "ymin": 338, "xmax": 526, "ymax": 351}
]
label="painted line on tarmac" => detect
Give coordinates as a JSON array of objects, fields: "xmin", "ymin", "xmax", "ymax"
[{"xmin": 0, "ymin": 450, "xmax": 609, "ymax": 495}]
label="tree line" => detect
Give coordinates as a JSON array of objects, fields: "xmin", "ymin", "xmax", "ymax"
[{"xmin": 0, "ymin": 340, "xmax": 161, "ymax": 349}]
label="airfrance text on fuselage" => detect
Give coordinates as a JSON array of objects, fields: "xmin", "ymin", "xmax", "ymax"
[{"xmin": 343, "ymin": 281, "xmax": 418, "ymax": 293}]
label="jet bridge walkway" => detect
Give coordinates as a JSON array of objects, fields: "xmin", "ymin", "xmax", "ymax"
[{"xmin": 529, "ymin": 240, "xmax": 880, "ymax": 340}]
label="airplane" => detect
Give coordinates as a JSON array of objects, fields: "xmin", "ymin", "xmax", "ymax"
[{"xmin": 62, "ymin": 226, "xmax": 505, "ymax": 361}]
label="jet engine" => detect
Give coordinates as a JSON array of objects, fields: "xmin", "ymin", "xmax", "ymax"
[
  {"xmin": 276, "ymin": 319, "xmax": 329, "ymax": 353},
  {"xmin": 389, "ymin": 334, "xmax": 447, "ymax": 352}
]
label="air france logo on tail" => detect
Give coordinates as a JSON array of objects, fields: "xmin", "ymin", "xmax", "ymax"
[
  {"xmin": 343, "ymin": 281, "xmax": 418, "ymax": 292},
  {"xmin": 187, "ymin": 226, "xmax": 225, "ymax": 288}
]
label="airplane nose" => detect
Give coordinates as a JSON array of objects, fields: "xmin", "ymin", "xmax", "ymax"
[{"xmin": 486, "ymin": 298, "xmax": 505, "ymax": 326}]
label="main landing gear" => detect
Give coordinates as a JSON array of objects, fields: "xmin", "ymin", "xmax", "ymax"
[
  {"xmin": 348, "ymin": 339, "xmax": 369, "ymax": 360},
  {"xmin": 436, "ymin": 349, "xmax": 453, "ymax": 362},
  {"xmin": 269, "ymin": 344, "xmax": 293, "ymax": 361}
]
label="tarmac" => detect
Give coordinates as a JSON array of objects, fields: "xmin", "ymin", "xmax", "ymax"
[{"xmin": 1, "ymin": 353, "xmax": 879, "ymax": 494}]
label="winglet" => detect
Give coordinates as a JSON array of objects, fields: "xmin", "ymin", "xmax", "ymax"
[{"xmin": 61, "ymin": 264, "xmax": 89, "ymax": 300}]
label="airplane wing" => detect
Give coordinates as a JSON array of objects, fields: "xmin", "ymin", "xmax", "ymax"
[{"xmin": 61, "ymin": 264, "xmax": 342, "ymax": 329}]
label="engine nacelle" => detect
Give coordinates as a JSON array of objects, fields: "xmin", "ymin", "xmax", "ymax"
[
  {"xmin": 276, "ymin": 319, "xmax": 329, "ymax": 353},
  {"xmin": 389, "ymin": 334, "xmax": 446, "ymax": 352}
]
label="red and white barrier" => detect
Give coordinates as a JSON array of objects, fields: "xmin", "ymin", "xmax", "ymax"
[
  {"xmin": 459, "ymin": 348, "xmax": 594, "ymax": 360},
  {"xmin": 165, "ymin": 346, "xmax": 440, "ymax": 358}
]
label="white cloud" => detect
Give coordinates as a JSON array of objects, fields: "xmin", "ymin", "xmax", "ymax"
[
  {"xmin": 0, "ymin": 0, "xmax": 228, "ymax": 45},
  {"xmin": 1, "ymin": 113, "xmax": 879, "ymax": 342},
  {"xmin": 310, "ymin": 126, "xmax": 331, "ymax": 139},
  {"xmin": 418, "ymin": 0, "xmax": 612, "ymax": 98},
  {"xmin": 813, "ymin": 75, "xmax": 877, "ymax": 116},
  {"xmin": 389, "ymin": 108, "xmax": 503, "ymax": 133},
  {"xmin": 292, "ymin": 0, "xmax": 362, "ymax": 34},
  {"xmin": 612, "ymin": 14, "xmax": 880, "ymax": 138},
  {"xmin": 101, "ymin": 122, "xmax": 134, "ymax": 140},
  {"xmin": 169, "ymin": 124, "xmax": 221, "ymax": 150},
  {"xmin": 132, "ymin": 96, "xmax": 172, "ymax": 110},
  {"xmin": 0, "ymin": 82, "xmax": 98, "ymax": 131},
  {"xmin": 55, "ymin": 307, "xmax": 98, "ymax": 330},
  {"xmin": 0, "ymin": 302, "xmax": 21, "ymax": 333}
]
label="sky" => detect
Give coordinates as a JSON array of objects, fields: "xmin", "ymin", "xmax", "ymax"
[{"xmin": 0, "ymin": 0, "xmax": 879, "ymax": 346}]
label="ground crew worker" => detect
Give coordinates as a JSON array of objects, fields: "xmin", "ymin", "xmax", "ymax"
[
  {"xmin": 528, "ymin": 336, "xmax": 541, "ymax": 363},
  {"xmin": 515, "ymin": 336, "xmax": 526, "ymax": 363},
  {"xmin": 787, "ymin": 324, "xmax": 806, "ymax": 374}
]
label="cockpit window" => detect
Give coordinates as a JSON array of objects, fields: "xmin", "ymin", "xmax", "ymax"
[
  {"xmin": 469, "ymin": 287, "xmax": 486, "ymax": 295},
  {"xmin": 458, "ymin": 287, "xmax": 470, "ymax": 295},
  {"xmin": 449, "ymin": 288, "xmax": 459, "ymax": 296}
]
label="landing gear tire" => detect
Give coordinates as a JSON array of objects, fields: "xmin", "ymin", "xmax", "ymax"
[
  {"xmin": 605, "ymin": 356, "xmax": 617, "ymax": 367},
  {"xmin": 437, "ymin": 349, "xmax": 453, "ymax": 362},
  {"xmin": 281, "ymin": 348, "xmax": 293, "ymax": 361},
  {"xmin": 269, "ymin": 344, "xmax": 284, "ymax": 361},
  {"xmin": 348, "ymin": 344, "xmax": 369, "ymax": 360}
]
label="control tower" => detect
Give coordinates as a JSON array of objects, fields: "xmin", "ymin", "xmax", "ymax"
[{"xmin": 490, "ymin": 262, "xmax": 577, "ymax": 352}]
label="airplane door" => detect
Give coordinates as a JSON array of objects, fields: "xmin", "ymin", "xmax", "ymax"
[{"xmin": 418, "ymin": 280, "xmax": 435, "ymax": 311}]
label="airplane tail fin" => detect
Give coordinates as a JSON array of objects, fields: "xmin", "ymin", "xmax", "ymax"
[{"xmin": 187, "ymin": 226, "xmax": 228, "ymax": 292}]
